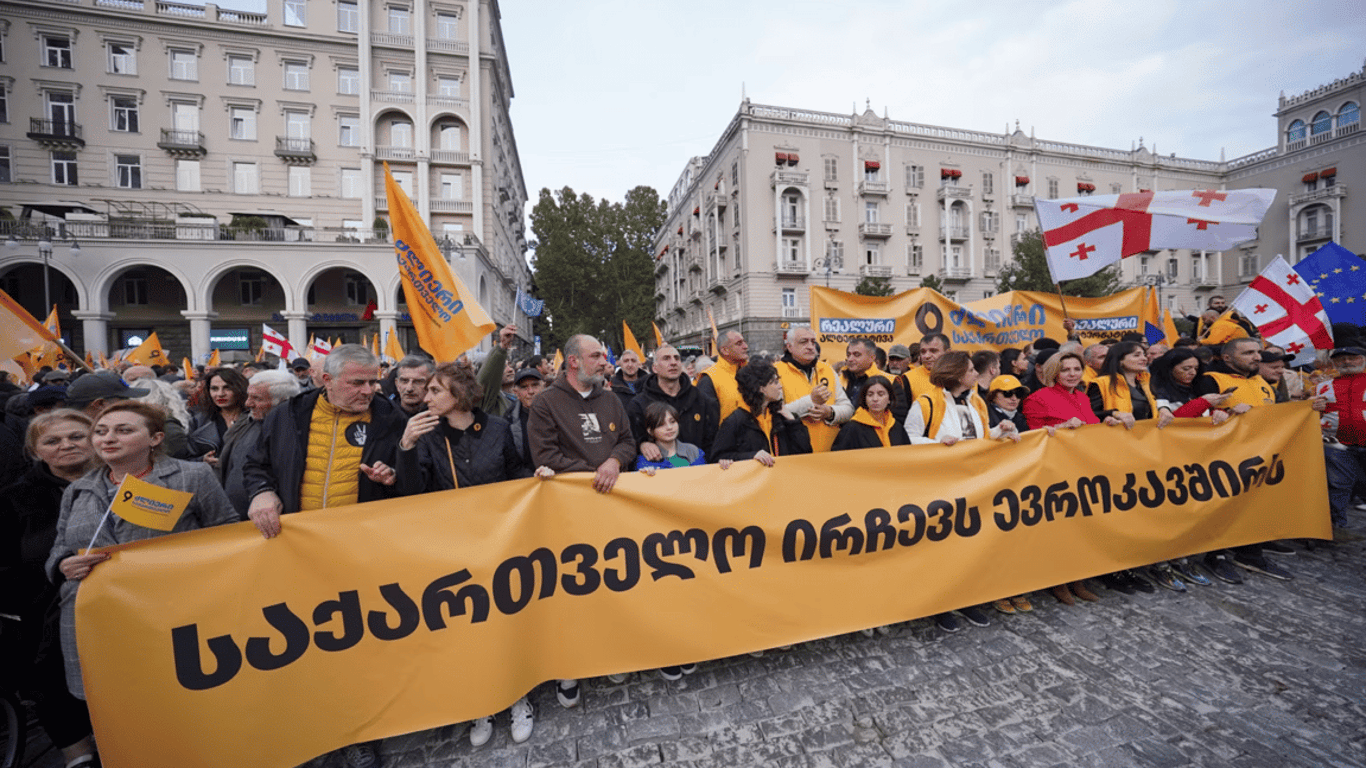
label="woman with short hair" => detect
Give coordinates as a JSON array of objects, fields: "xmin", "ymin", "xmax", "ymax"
[{"xmin": 711, "ymin": 361, "xmax": 812, "ymax": 464}]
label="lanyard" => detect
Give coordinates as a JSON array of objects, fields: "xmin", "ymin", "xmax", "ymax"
[{"xmin": 443, "ymin": 437, "xmax": 460, "ymax": 489}]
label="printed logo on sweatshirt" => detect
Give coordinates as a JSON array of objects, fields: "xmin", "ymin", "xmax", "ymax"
[{"xmin": 578, "ymin": 413, "xmax": 602, "ymax": 443}]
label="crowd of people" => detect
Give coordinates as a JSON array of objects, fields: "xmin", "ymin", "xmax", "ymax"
[{"xmin": 1, "ymin": 292, "xmax": 1362, "ymax": 767}]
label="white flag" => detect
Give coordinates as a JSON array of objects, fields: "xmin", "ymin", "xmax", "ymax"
[
  {"xmin": 1230, "ymin": 255, "xmax": 1333, "ymax": 366},
  {"xmin": 261, "ymin": 324, "xmax": 292, "ymax": 358}
]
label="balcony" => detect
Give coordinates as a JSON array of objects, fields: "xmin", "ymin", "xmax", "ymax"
[
  {"xmin": 939, "ymin": 266, "xmax": 973, "ymax": 281},
  {"xmin": 27, "ymin": 118, "xmax": 84, "ymax": 148},
  {"xmin": 426, "ymin": 38, "xmax": 470, "ymax": 54},
  {"xmin": 706, "ymin": 191, "xmax": 728, "ymax": 210},
  {"xmin": 274, "ymin": 136, "xmax": 316, "ymax": 163},
  {"xmin": 1193, "ymin": 276, "xmax": 1221, "ymax": 288},
  {"xmin": 370, "ymin": 32, "xmax": 414, "ymax": 48},
  {"xmin": 770, "ymin": 170, "xmax": 809, "ymax": 188},
  {"xmin": 907, "ymin": 263, "xmax": 923, "ymax": 276},
  {"xmin": 430, "ymin": 149, "xmax": 470, "ymax": 165},
  {"xmin": 1290, "ymin": 185, "xmax": 1347, "ymax": 206},
  {"xmin": 371, "ymin": 89, "xmax": 414, "ymax": 104},
  {"xmin": 781, "ymin": 306, "xmax": 805, "ymax": 319},
  {"xmin": 157, "ymin": 128, "xmax": 206, "ymax": 156},
  {"xmin": 937, "ymin": 186, "xmax": 972, "ymax": 202},
  {"xmin": 1011, "ymin": 194, "xmax": 1035, "ymax": 208},
  {"xmin": 859, "ymin": 264, "xmax": 893, "ymax": 278},
  {"xmin": 428, "ymin": 96, "xmax": 469, "ymax": 110},
  {"xmin": 858, "ymin": 222, "xmax": 893, "ymax": 238},
  {"xmin": 430, "ymin": 199, "xmax": 473, "ymax": 213},
  {"xmin": 374, "ymin": 145, "xmax": 416, "ymax": 161},
  {"xmin": 859, "ymin": 181, "xmax": 890, "ymax": 196},
  {"xmin": 1298, "ymin": 226, "xmax": 1334, "ymax": 243},
  {"xmin": 776, "ymin": 260, "xmax": 809, "ymax": 276},
  {"xmin": 778, "ymin": 216, "xmax": 805, "ymax": 233},
  {"xmin": 945, "ymin": 225, "xmax": 969, "ymax": 240}
]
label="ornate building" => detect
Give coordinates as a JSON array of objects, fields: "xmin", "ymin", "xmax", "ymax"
[
  {"xmin": 0, "ymin": 0, "xmax": 530, "ymax": 361},
  {"xmin": 654, "ymin": 65, "xmax": 1365, "ymax": 353}
]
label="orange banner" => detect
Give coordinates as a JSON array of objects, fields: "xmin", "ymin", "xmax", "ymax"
[{"xmin": 77, "ymin": 404, "xmax": 1328, "ymax": 768}]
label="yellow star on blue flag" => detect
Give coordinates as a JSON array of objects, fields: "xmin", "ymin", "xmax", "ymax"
[{"xmin": 1294, "ymin": 242, "xmax": 1366, "ymax": 326}]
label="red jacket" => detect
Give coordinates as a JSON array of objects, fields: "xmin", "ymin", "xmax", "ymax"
[
  {"xmin": 1023, "ymin": 384, "xmax": 1101, "ymax": 430},
  {"xmin": 1323, "ymin": 372, "xmax": 1366, "ymax": 446}
]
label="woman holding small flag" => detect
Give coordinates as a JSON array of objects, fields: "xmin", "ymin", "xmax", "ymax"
[{"xmin": 45, "ymin": 401, "xmax": 237, "ymax": 700}]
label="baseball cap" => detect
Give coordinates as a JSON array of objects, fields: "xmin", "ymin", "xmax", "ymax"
[
  {"xmin": 514, "ymin": 368, "xmax": 543, "ymax": 384},
  {"xmin": 1329, "ymin": 346, "xmax": 1366, "ymax": 358},
  {"xmin": 65, "ymin": 371, "xmax": 148, "ymax": 409},
  {"xmin": 291, "ymin": 357, "xmax": 312, "ymax": 370},
  {"xmin": 987, "ymin": 374, "xmax": 1030, "ymax": 398},
  {"xmin": 1259, "ymin": 350, "xmax": 1294, "ymax": 364},
  {"xmin": 888, "ymin": 344, "xmax": 911, "ymax": 360}
]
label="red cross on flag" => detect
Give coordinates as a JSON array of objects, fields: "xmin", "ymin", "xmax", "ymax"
[
  {"xmin": 1230, "ymin": 255, "xmax": 1333, "ymax": 366},
  {"xmin": 260, "ymin": 323, "xmax": 293, "ymax": 359},
  {"xmin": 1036, "ymin": 188, "xmax": 1276, "ymax": 283}
]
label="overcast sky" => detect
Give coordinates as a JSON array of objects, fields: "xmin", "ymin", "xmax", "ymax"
[{"xmin": 494, "ymin": 0, "xmax": 1364, "ymax": 207}]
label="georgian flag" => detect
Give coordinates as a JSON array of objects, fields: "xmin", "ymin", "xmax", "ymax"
[
  {"xmin": 261, "ymin": 324, "xmax": 293, "ymax": 358},
  {"xmin": 1037, "ymin": 189, "xmax": 1275, "ymax": 283},
  {"xmin": 311, "ymin": 337, "xmax": 332, "ymax": 359},
  {"xmin": 1230, "ymin": 255, "xmax": 1333, "ymax": 366}
]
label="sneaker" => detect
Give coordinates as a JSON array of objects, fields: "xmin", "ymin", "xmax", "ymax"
[
  {"xmin": 1011, "ymin": 594, "xmax": 1033, "ymax": 612},
  {"xmin": 680, "ymin": 663, "xmax": 698, "ymax": 674},
  {"xmin": 607, "ymin": 673, "xmax": 628, "ymax": 684},
  {"xmin": 469, "ymin": 716, "xmax": 494, "ymax": 747},
  {"xmin": 556, "ymin": 679, "xmax": 580, "ymax": 708},
  {"xmin": 659, "ymin": 666, "xmax": 683, "ymax": 681},
  {"xmin": 509, "ymin": 696, "xmax": 535, "ymax": 744},
  {"xmin": 1050, "ymin": 585, "xmax": 1076, "ymax": 606},
  {"xmin": 1260, "ymin": 540, "xmax": 1296, "ymax": 556},
  {"xmin": 958, "ymin": 606, "xmax": 991, "ymax": 627},
  {"xmin": 934, "ymin": 612, "xmax": 961, "ymax": 633},
  {"xmin": 342, "ymin": 743, "xmax": 380, "ymax": 768},
  {"xmin": 1071, "ymin": 581, "xmax": 1101, "ymax": 602},
  {"xmin": 1099, "ymin": 572, "xmax": 1134, "ymax": 595},
  {"xmin": 1171, "ymin": 559, "xmax": 1212, "ymax": 586},
  {"xmin": 1234, "ymin": 554, "xmax": 1293, "ymax": 581},
  {"xmin": 992, "ymin": 599, "xmax": 1016, "ymax": 615},
  {"xmin": 1204, "ymin": 554, "xmax": 1243, "ymax": 584},
  {"xmin": 1125, "ymin": 571, "xmax": 1156, "ymax": 594},
  {"xmin": 1149, "ymin": 565, "xmax": 1187, "ymax": 593}
]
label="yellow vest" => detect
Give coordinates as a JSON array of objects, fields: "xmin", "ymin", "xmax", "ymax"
[
  {"xmin": 1092, "ymin": 373, "xmax": 1156, "ymax": 415},
  {"xmin": 1203, "ymin": 317, "xmax": 1249, "ymax": 345},
  {"xmin": 849, "ymin": 407, "xmax": 893, "ymax": 448},
  {"xmin": 1204, "ymin": 371, "xmax": 1275, "ymax": 410},
  {"xmin": 903, "ymin": 365, "xmax": 934, "ymax": 401},
  {"xmin": 699, "ymin": 357, "xmax": 744, "ymax": 422},
  {"xmin": 300, "ymin": 395, "xmax": 372, "ymax": 511},
  {"xmin": 777, "ymin": 358, "xmax": 842, "ymax": 453},
  {"xmin": 1082, "ymin": 367, "xmax": 1099, "ymax": 387},
  {"xmin": 912, "ymin": 388, "xmax": 990, "ymax": 440}
]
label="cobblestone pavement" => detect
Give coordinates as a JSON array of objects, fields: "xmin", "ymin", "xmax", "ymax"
[{"xmin": 21, "ymin": 529, "xmax": 1366, "ymax": 768}]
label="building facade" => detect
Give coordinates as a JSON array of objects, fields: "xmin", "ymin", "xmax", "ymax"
[
  {"xmin": 655, "ymin": 67, "xmax": 1365, "ymax": 354},
  {"xmin": 0, "ymin": 0, "xmax": 530, "ymax": 361}
]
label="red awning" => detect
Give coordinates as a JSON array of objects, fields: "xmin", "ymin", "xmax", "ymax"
[
  {"xmin": 941, "ymin": 168, "xmax": 953, "ymax": 177},
  {"xmin": 951, "ymin": 169, "xmax": 962, "ymax": 178},
  {"xmin": 661, "ymin": 245, "xmax": 669, "ymax": 253},
  {"xmin": 1015, "ymin": 176, "xmax": 1029, "ymax": 185},
  {"xmin": 787, "ymin": 153, "xmax": 799, "ymax": 165},
  {"xmin": 677, "ymin": 226, "xmax": 683, "ymax": 235},
  {"xmin": 776, "ymin": 152, "xmax": 788, "ymax": 164},
  {"xmin": 1321, "ymin": 167, "xmax": 1337, "ymax": 177},
  {"xmin": 1077, "ymin": 183, "xmax": 1094, "ymax": 191},
  {"xmin": 693, "ymin": 207, "xmax": 700, "ymax": 215},
  {"xmin": 865, "ymin": 161, "xmax": 880, "ymax": 170},
  {"xmin": 1303, "ymin": 172, "xmax": 1319, "ymax": 183}
]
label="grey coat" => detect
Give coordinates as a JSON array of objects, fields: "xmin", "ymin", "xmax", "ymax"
[{"xmin": 45, "ymin": 456, "xmax": 238, "ymax": 699}]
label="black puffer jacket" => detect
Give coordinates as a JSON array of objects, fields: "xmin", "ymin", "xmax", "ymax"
[
  {"xmin": 711, "ymin": 405, "xmax": 811, "ymax": 461},
  {"xmin": 395, "ymin": 409, "xmax": 530, "ymax": 493},
  {"xmin": 626, "ymin": 373, "xmax": 720, "ymax": 455}
]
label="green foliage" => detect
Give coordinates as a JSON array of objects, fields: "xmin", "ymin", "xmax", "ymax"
[
  {"xmin": 918, "ymin": 273, "xmax": 944, "ymax": 293},
  {"xmin": 530, "ymin": 186, "xmax": 666, "ymax": 355},
  {"xmin": 854, "ymin": 275, "xmax": 895, "ymax": 297},
  {"xmin": 995, "ymin": 229, "xmax": 1121, "ymax": 297}
]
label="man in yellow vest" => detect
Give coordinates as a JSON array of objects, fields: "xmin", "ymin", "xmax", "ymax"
[
  {"xmin": 840, "ymin": 338, "xmax": 889, "ymax": 407},
  {"xmin": 902, "ymin": 333, "xmax": 949, "ymax": 401},
  {"xmin": 696, "ymin": 329, "xmax": 748, "ymax": 421},
  {"xmin": 1081, "ymin": 343, "xmax": 1109, "ymax": 387},
  {"xmin": 776, "ymin": 326, "xmax": 851, "ymax": 452},
  {"xmin": 1192, "ymin": 337, "xmax": 1293, "ymax": 583}
]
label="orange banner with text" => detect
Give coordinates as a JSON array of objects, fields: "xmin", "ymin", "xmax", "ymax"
[
  {"xmin": 77, "ymin": 404, "xmax": 1328, "ymax": 768},
  {"xmin": 808, "ymin": 285, "xmax": 1150, "ymax": 358}
]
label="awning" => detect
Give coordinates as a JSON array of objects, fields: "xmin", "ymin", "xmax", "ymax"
[
  {"xmin": 692, "ymin": 207, "xmax": 700, "ymax": 215},
  {"xmin": 865, "ymin": 161, "xmax": 880, "ymax": 170},
  {"xmin": 1303, "ymin": 172, "xmax": 1319, "ymax": 183},
  {"xmin": 786, "ymin": 153, "xmax": 799, "ymax": 165},
  {"xmin": 228, "ymin": 211, "xmax": 303, "ymax": 226},
  {"xmin": 1015, "ymin": 176, "xmax": 1030, "ymax": 185},
  {"xmin": 1321, "ymin": 167, "xmax": 1337, "ymax": 177},
  {"xmin": 776, "ymin": 152, "xmax": 788, "ymax": 163},
  {"xmin": 18, "ymin": 201, "xmax": 102, "ymax": 219}
]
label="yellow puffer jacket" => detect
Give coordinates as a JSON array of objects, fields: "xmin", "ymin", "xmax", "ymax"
[{"xmin": 299, "ymin": 394, "xmax": 372, "ymax": 511}]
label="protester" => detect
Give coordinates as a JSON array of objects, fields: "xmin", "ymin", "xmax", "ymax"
[
  {"xmin": 696, "ymin": 330, "xmax": 750, "ymax": 422},
  {"xmin": 1150, "ymin": 348, "xmax": 1231, "ymax": 429},
  {"xmin": 999, "ymin": 348, "xmax": 1027, "ymax": 380},
  {"xmin": 290, "ymin": 357, "xmax": 315, "ymax": 389},
  {"xmin": 776, "ymin": 327, "xmax": 851, "ymax": 452},
  {"xmin": 886, "ymin": 344, "xmax": 912, "ymax": 376},
  {"xmin": 216, "ymin": 370, "xmax": 300, "ymax": 518},
  {"xmin": 1081, "ymin": 343, "xmax": 1109, "ymax": 387},
  {"xmin": 985, "ymin": 375, "xmax": 1030, "ymax": 435},
  {"xmin": 64, "ymin": 370, "xmax": 147, "ymax": 419},
  {"xmin": 508, "ymin": 369, "xmax": 542, "ymax": 467},
  {"xmin": 1, "ymin": 410, "xmax": 100, "ymax": 768},
  {"xmin": 611, "ymin": 348, "xmax": 646, "ymax": 408},
  {"xmin": 971, "ymin": 350, "xmax": 1000, "ymax": 400},
  {"xmin": 902, "ymin": 333, "xmax": 949, "ymax": 401},
  {"xmin": 627, "ymin": 344, "xmax": 719, "ymax": 461},
  {"xmin": 1257, "ymin": 350, "xmax": 1294, "ymax": 403},
  {"xmin": 840, "ymin": 339, "xmax": 890, "ymax": 407},
  {"xmin": 129, "ymin": 377, "xmax": 194, "ymax": 459},
  {"xmin": 1313, "ymin": 346, "xmax": 1366, "ymax": 533},
  {"xmin": 45, "ymin": 401, "xmax": 237, "ymax": 700},
  {"xmin": 187, "ymin": 366, "xmax": 248, "ymax": 460},
  {"xmin": 712, "ymin": 361, "xmax": 812, "ymax": 463},
  {"xmin": 832, "ymin": 375, "xmax": 907, "ymax": 451},
  {"xmin": 476, "ymin": 325, "xmax": 518, "ymax": 418},
  {"xmin": 391, "ymin": 354, "xmax": 436, "ymax": 419}
]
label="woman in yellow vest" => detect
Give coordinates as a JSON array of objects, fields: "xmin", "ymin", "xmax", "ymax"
[
  {"xmin": 712, "ymin": 362, "xmax": 812, "ymax": 464},
  {"xmin": 1087, "ymin": 341, "xmax": 1157, "ymax": 428}
]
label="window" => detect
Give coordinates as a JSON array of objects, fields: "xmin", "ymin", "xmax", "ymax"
[
  {"xmin": 170, "ymin": 49, "xmax": 197, "ymax": 80},
  {"xmin": 1166, "ymin": 258, "xmax": 1179, "ymax": 279},
  {"xmin": 116, "ymin": 154, "xmax": 142, "ymax": 188},
  {"xmin": 344, "ymin": 272, "xmax": 369, "ymax": 305},
  {"xmin": 229, "ymin": 107, "xmax": 256, "ymax": 140},
  {"xmin": 864, "ymin": 165, "xmax": 880, "ymax": 183},
  {"xmin": 0, "ymin": 147, "xmax": 12, "ymax": 183},
  {"xmin": 982, "ymin": 173, "xmax": 993, "ymax": 195},
  {"xmin": 240, "ymin": 272, "xmax": 266, "ymax": 305},
  {"xmin": 1310, "ymin": 111, "xmax": 1332, "ymax": 136},
  {"xmin": 228, "ymin": 55, "xmax": 254, "ymax": 85},
  {"xmin": 339, "ymin": 115, "xmax": 360, "ymax": 146},
  {"xmin": 437, "ymin": 77, "xmax": 460, "ymax": 97},
  {"xmin": 1286, "ymin": 119, "xmax": 1306, "ymax": 143},
  {"xmin": 123, "ymin": 275, "xmax": 149, "ymax": 305},
  {"xmin": 43, "ymin": 36, "xmax": 72, "ymax": 68},
  {"xmin": 781, "ymin": 193, "xmax": 801, "ymax": 227},
  {"xmin": 52, "ymin": 151, "xmax": 77, "ymax": 186},
  {"xmin": 1047, "ymin": 178, "xmax": 1059, "ymax": 198},
  {"xmin": 387, "ymin": 6, "xmax": 410, "ymax": 34},
  {"xmin": 288, "ymin": 166, "xmax": 311, "ymax": 197},
  {"xmin": 176, "ymin": 159, "xmax": 200, "ymax": 191},
  {"xmin": 47, "ymin": 92, "xmax": 75, "ymax": 127},
  {"xmin": 388, "ymin": 70, "xmax": 411, "ymax": 93},
  {"xmin": 827, "ymin": 240, "xmax": 844, "ymax": 263},
  {"xmin": 435, "ymin": 12, "xmax": 459, "ymax": 38},
  {"xmin": 864, "ymin": 202, "xmax": 878, "ymax": 224},
  {"xmin": 233, "ymin": 161, "xmax": 259, "ymax": 194},
  {"xmin": 1139, "ymin": 256, "xmax": 1150, "ymax": 275},
  {"xmin": 908, "ymin": 242, "xmax": 923, "ymax": 272},
  {"xmin": 284, "ymin": 0, "xmax": 306, "ymax": 26},
  {"xmin": 284, "ymin": 61, "xmax": 309, "ymax": 90},
  {"xmin": 823, "ymin": 195, "xmax": 839, "ymax": 222},
  {"xmin": 340, "ymin": 167, "xmax": 363, "ymax": 198},
  {"xmin": 337, "ymin": 1, "xmax": 359, "ymax": 32},
  {"xmin": 338, "ymin": 66, "xmax": 359, "ymax": 94},
  {"xmin": 390, "ymin": 170, "xmax": 413, "ymax": 195},
  {"xmin": 1341, "ymin": 102, "xmax": 1360, "ymax": 129},
  {"xmin": 906, "ymin": 202, "xmax": 920, "ymax": 227},
  {"xmin": 440, "ymin": 173, "xmax": 463, "ymax": 199},
  {"xmin": 0, "ymin": 85, "xmax": 7, "ymax": 123},
  {"xmin": 284, "ymin": 110, "xmax": 310, "ymax": 139},
  {"xmin": 108, "ymin": 42, "xmax": 136, "ymax": 74},
  {"xmin": 782, "ymin": 287, "xmax": 796, "ymax": 307},
  {"xmin": 1015, "ymin": 213, "xmax": 1028, "ymax": 232},
  {"xmin": 731, "ymin": 161, "xmax": 738, "ymax": 187},
  {"xmin": 906, "ymin": 164, "xmax": 924, "ymax": 189},
  {"xmin": 781, "ymin": 238, "xmax": 800, "ymax": 264},
  {"xmin": 111, "ymin": 97, "xmax": 139, "ymax": 132},
  {"xmin": 390, "ymin": 120, "xmax": 412, "ymax": 147},
  {"xmin": 863, "ymin": 243, "xmax": 879, "ymax": 265},
  {"xmin": 980, "ymin": 211, "xmax": 999, "ymax": 233},
  {"xmin": 438, "ymin": 123, "xmax": 459, "ymax": 149},
  {"xmin": 823, "ymin": 158, "xmax": 837, "ymax": 182}
]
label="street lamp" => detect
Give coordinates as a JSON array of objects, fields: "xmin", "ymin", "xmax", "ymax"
[
  {"xmin": 814, "ymin": 241, "xmax": 843, "ymax": 288},
  {"xmin": 1144, "ymin": 273, "xmax": 1167, "ymax": 311}
]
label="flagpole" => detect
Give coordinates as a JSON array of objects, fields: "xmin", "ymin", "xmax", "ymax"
[
  {"xmin": 84, "ymin": 506, "xmax": 114, "ymax": 553},
  {"xmin": 59, "ymin": 338, "xmax": 95, "ymax": 373},
  {"xmin": 1053, "ymin": 283, "xmax": 1071, "ymax": 322}
]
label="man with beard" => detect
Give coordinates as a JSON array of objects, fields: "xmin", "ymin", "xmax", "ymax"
[
  {"xmin": 627, "ymin": 344, "xmax": 718, "ymax": 460},
  {"xmin": 776, "ymin": 326, "xmax": 851, "ymax": 452},
  {"xmin": 1314, "ymin": 346, "xmax": 1366, "ymax": 535}
]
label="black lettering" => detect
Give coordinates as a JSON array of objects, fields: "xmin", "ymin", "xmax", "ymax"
[
  {"xmin": 954, "ymin": 498, "xmax": 981, "ymax": 537},
  {"xmin": 782, "ymin": 518, "xmax": 818, "ymax": 562},
  {"xmin": 1076, "ymin": 476, "xmax": 1111, "ymax": 516},
  {"xmin": 1238, "ymin": 456, "xmax": 1269, "ymax": 490},
  {"xmin": 559, "ymin": 543, "xmax": 601, "ymax": 596},
  {"xmin": 1209, "ymin": 460, "xmax": 1241, "ymax": 498},
  {"xmin": 1185, "ymin": 463, "xmax": 1213, "ymax": 501},
  {"xmin": 172, "ymin": 624, "xmax": 242, "ymax": 691},
  {"xmin": 1138, "ymin": 470, "xmax": 1165, "ymax": 509},
  {"xmin": 245, "ymin": 603, "xmax": 310, "ymax": 671},
  {"xmin": 926, "ymin": 500, "xmax": 954, "ymax": 542},
  {"xmin": 1112, "ymin": 473, "xmax": 1139, "ymax": 511},
  {"xmin": 643, "ymin": 529, "xmax": 709, "ymax": 581},
  {"xmin": 1165, "ymin": 466, "xmax": 1189, "ymax": 505},
  {"xmin": 366, "ymin": 584, "xmax": 421, "ymax": 640},
  {"xmin": 422, "ymin": 570, "xmax": 489, "ymax": 628},
  {"xmin": 992, "ymin": 489, "xmax": 1020, "ymax": 531},
  {"xmin": 713, "ymin": 526, "xmax": 765, "ymax": 573},
  {"xmin": 602, "ymin": 537, "xmax": 640, "ymax": 592},
  {"xmin": 896, "ymin": 504, "xmax": 927, "ymax": 545},
  {"xmin": 313, "ymin": 590, "xmax": 364, "ymax": 651},
  {"xmin": 1266, "ymin": 453, "xmax": 1285, "ymax": 485},
  {"xmin": 1044, "ymin": 482, "xmax": 1076, "ymax": 520},
  {"xmin": 864, "ymin": 508, "xmax": 896, "ymax": 551},
  {"xmin": 1020, "ymin": 486, "xmax": 1044, "ymax": 526},
  {"xmin": 819, "ymin": 513, "xmax": 865, "ymax": 557},
  {"xmin": 914, "ymin": 303, "xmax": 943, "ymax": 336},
  {"xmin": 491, "ymin": 548, "xmax": 557, "ymax": 615}
]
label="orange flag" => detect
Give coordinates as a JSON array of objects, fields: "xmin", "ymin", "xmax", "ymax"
[
  {"xmin": 0, "ymin": 289, "xmax": 57, "ymax": 362},
  {"xmin": 207, "ymin": 349, "xmax": 221, "ymax": 368},
  {"xmin": 384, "ymin": 330, "xmax": 405, "ymax": 363},
  {"xmin": 385, "ymin": 163, "xmax": 494, "ymax": 361},
  {"xmin": 125, "ymin": 332, "xmax": 167, "ymax": 367},
  {"xmin": 652, "ymin": 322, "xmax": 665, "ymax": 348},
  {"xmin": 182, "ymin": 357, "xmax": 194, "ymax": 380},
  {"xmin": 370, "ymin": 332, "xmax": 381, "ymax": 358},
  {"xmin": 622, "ymin": 322, "xmax": 643, "ymax": 360}
]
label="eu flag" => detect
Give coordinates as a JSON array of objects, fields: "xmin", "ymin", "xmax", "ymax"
[{"xmin": 1294, "ymin": 242, "xmax": 1366, "ymax": 327}]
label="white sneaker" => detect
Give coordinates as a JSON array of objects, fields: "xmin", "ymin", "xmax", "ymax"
[
  {"xmin": 469, "ymin": 715, "xmax": 494, "ymax": 747},
  {"xmin": 556, "ymin": 679, "xmax": 580, "ymax": 708},
  {"xmin": 509, "ymin": 696, "xmax": 535, "ymax": 744}
]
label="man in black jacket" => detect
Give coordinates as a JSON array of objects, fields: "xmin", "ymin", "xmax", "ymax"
[{"xmin": 627, "ymin": 344, "xmax": 719, "ymax": 461}]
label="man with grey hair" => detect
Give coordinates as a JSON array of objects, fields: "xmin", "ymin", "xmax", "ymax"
[
  {"xmin": 217, "ymin": 369, "xmax": 301, "ymax": 518},
  {"xmin": 1082, "ymin": 342, "xmax": 1109, "ymax": 387},
  {"xmin": 696, "ymin": 329, "xmax": 749, "ymax": 421},
  {"xmin": 391, "ymin": 353, "xmax": 436, "ymax": 419}
]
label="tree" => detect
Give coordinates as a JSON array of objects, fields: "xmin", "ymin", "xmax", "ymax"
[
  {"xmin": 854, "ymin": 275, "xmax": 895, "ymax": 297},
  {"xmin": 995, "ymin": 229, "xmax": 1121, "ymax": 297},
  {"xmin": 530, "ymin": 186, "xmax": 666, "ymax": 355},
  {"xmin": 918, "ymin": 273, "xmax": 944, "ymax": 293}
]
